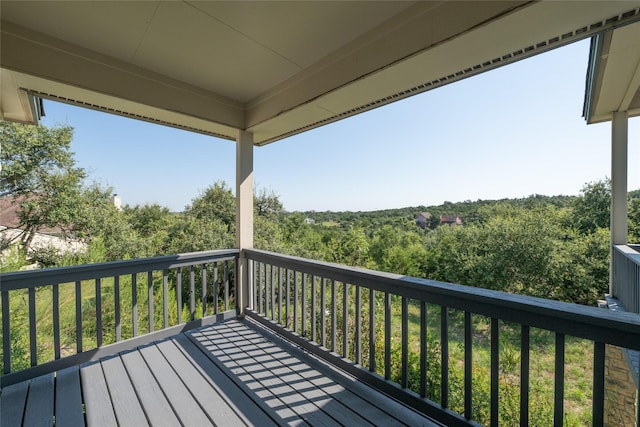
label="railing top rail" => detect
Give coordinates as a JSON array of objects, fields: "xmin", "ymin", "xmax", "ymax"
[
  {"xmin": 614, "ymin": 244, "xmax": 640, "ymax": 261},
  {"xmin": 1, "ymin": 249, "xmax": 239, "ymax": 291},
  {"xmin": 245, "ymin": 249, "xmax": 640, "ymax": 350}
]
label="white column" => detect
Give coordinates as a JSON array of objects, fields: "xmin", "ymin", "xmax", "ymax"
[
  {"xmin": 610, "ymin": 111, "xmax": 628, "ymax": 294},
  {"xmin": 236, "ymin": 130, "xmax": 254, "ymax": 314}
]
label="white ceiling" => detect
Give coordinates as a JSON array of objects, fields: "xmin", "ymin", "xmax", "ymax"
[
  {"xmin": 585, "ymin": 20, "xmax": 640, "ymax": 123},
  {"xmin": 2, "ymin": 1, "xmax": 640, "ymax": 145}
]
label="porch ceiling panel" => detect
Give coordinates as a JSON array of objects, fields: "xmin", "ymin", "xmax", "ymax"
[
  {"xmin": 1, "ymin": 1, "xmax": 640, "ymax": 144},
  {"xmin": 586, "ymin": 21, "xmax": 640, "ymax": 123}
]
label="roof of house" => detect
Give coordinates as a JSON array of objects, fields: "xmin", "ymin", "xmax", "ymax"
[
  {"xmin": 440, "ymin": 215, "xmax": 462, "ymax": 224},
  {"xmin": 0, "ymin": 195, "xmax": 62, "ymax": 233}
]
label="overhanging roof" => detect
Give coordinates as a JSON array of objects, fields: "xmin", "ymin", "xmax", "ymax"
[
  {"xmin": 2, "ymin": 1, "xmax": 640, "ymax": 145},
  {"xmin": 584, "ymin": 18, "xmax": 640, "ymax": 124}
]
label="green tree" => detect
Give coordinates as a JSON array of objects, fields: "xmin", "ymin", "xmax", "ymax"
[
  {"xmin": 123, "ymin": 203, "xmax": 177, "ymax": 256},
  {"xmin": 255, "ymin": 188, "xmax": 283, "ymax": 220},
  {"xmin": 572, "ymin": 179, "xmax": 610, "ymax": 234},
  {"xmin": 72, "ymin": 184, "xmax": 143, "ymax": 261},
  {"xmin": 184, "ymin": 182, "xmax": 236, "ymax": 232},
  {"xmin": 0, "ymin": 121, "xmax": 86, "ymax": 252}
]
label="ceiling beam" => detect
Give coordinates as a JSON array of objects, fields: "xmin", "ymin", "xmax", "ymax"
[
  {"xmin": 619, "ymin": 57, "xmax": 640, "ymax": 112},
  {"xmin": 1, "ymin": 21, "xmax": 244, "ymax": 136}
]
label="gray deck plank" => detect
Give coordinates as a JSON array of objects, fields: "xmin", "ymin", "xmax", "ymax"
[
  {"xmin": 191, "ymin": 324, "xmax": 345, "ymax": 427},
  {"xmin": 240, "ymin": 319, "xmax": 439, "ymax": 427},
  {"xmin": 172, "ymin": 333, "xmax": 292, "ymax": 426},
  {"xmin": 119, "ymin": 349, "xmax": 181, "ymax": 427},
  {"xmin": 80, "ymin": 361, "xmax": 118, "ymax": 427},
  {"xmin": 137, "ymin": 343, "xmax": 214, "ymax": 427},
  {"xmin": 220, "ymin": 323, "xmax": 381, "ymax": 426},
  {"xmin": 100, "ymin": 355, "xmax": 149, "ymax": 427},
  {"xmin": 222, "ymin": 323, "xmax": 383, "ymax": 424},
  {"xmin": 4, "ymin": 318, "xmax": 441, "ymax": 427},
  {"xmin": 154, "ymin": 338, "xmax": 251, "ymax": 427},
  {"xmin": 55, "ymin": 365, "xmax": 85, "ymax": 427},
  {"xmin": 23, "ymin": 373, "xmax": 55, "ymax": 427},
  {"xmin": 0, "ymin": 380, "xmax": 29, "ymax": 427}
]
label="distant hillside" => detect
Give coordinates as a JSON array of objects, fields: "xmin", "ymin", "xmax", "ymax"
[{"xmin": 296, "ymin": 193, "xmax": 577, "ymax": 229}]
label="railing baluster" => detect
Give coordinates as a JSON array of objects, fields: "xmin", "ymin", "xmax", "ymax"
[
  {"xmin": 2, "ymin": 290, "xmax": 11, "ymax": 374},
  {"xmin": 356, "ymin": 285, "xmax": 362, "ymax": 365},
  {"xmin": 384, "ymin": 292, "xmax": 391, "ymax": 380},
  {"xmin": 343, "ymin": 283, "xmax": 349, "ymax": 358},
  {"xmin": 369, "ymin": 288, "xmax": 376, "ymax": 372},
  {"xmin": 189, "ymin": 265, "xmax": 195, "ymax": 321},
  {"xmin": 115, "ymin": 276, "xmax": 121, "ymax": 341},
  {"xmin": 53, "ymin": 284, "xmax": 60, "ymax": 360},
  {"xmin": 202, "ymin": 265, "xmax": 207, "ymax": 317},
  {"xmin": 265, "ymin": 264, "xmax": 270, "ymax": 318},
  {"xmin": 234, "ymin": 258, "xmax": 238, "ymax": 310},
  {"xmin": 285, "ymin": 268, "xmax": 290, "ymax": 328},
  {"xmin": 491, "ymin": 318, "xmax": 499, "ymax": 426},
  {"xmin": 464, "ymin": 311, "xmax": 472, "ymax": 419},
  {"xmin": 592, "ymin": 342, "xmax": 605, "ymax": 426},
  {"xmin": 132, "ymin": 273, "xmax": 138, "ymax": 337},
  {"xmin": 279, "ymin": 267, "xmax": 283, "ymax": 325},
  {"xmin": 148, "ymin": 272, "xmax": 154, "ymax": 333},
  {"xmin": 224, "ymin": 260, "xmax": 229, "ymax": 311},
  {"xmin": 321, "ymin": 277, "xmax": 326, "ymax": 347},
  {"xmin": 29, "ymin": 287, "xmax": 37, "ymax": 366},
  {"xmin": 302, "ymin": 273, "xmax": 307, "ymax": 337},
  {"xmin": 294, "ymin": 271, "xmax": 299, "ymax": 334},
  {"xmin": 521, "ymin": 324, "xmax": 530, "ymax": 425},
  {"xmin": 401, "ymin": 296, "xmax": 408, "ymax": 388},
  {"xmin": 554, "ymin": 333, "xmax": 565, "ymax": 427},
  {"xmin": 75, "ymin": 281, "xmax": 82, "ymax": 352},
  {"xmin": 213, "ymin": 262, "xmax": 219, "ymax": 315},
  {"xmin": 420, "ymin": 301, "xmax": 427, "ymax": 398},
  {"xmin": 311, "ymin": 275, "xmax": 317, "ymax": 343},
  {"xmin": 162, "ymin": 270, "xmax": 168, "ymax": 329},
  {"xmin": 96, "ymin": 278, "xmax": 102, "ymax": 347},
  {"xmin": 256, "ymin": 262, "xmax": 262, "ymax": 315},
  {"xmin": 331, "ymin": 279, "xmax": 337, "ymax": 353},
  {"xmin": 441, "ymin": 306, "xmax": 449, "ymax": 409},
  {"xmin": 271, "ymin": 264, "xmax": 276, "ymax": 320},
  {"xmin": 176, "ymin": 268, "xmax": 182, "ymax": 324},
  {"xmin": 252, "ymin": 261, "xmax": 258, "ymax": 312}
]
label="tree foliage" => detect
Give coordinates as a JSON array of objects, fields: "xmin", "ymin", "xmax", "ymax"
[
  {"xmin": 0, "ymin": 121, "xmax": 617, "ymax": 308},
  {"xmin": 1, "ymin": 121, "xmax": 87, "ymax": 251},
  {"xmin": 572, "ymin": 179, "xmax": 611, "ymax": 234}
]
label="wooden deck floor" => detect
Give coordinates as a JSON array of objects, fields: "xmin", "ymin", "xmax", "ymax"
[{"xmin": 1, "ymin": 319, "xmax": 440, "ymax": 426}]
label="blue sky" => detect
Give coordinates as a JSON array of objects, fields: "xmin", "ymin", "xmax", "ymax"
[{"xmin": 41, "ymin": 39, "xmax": 639, "ymax": 213}]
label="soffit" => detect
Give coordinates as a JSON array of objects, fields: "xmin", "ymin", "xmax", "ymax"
[
  {"xmin": 2, "ymin": 1, "xmax": 640, "ymax": 144},
  {"xmin": 586, "ymin": 20, "xmax": 640, "ymax": 123},
  {"xmin": 0, "ymin": 0, "xmax": 413, "ymax": 103}
]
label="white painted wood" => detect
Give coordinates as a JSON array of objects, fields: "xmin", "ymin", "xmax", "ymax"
[
  {"xmin": 611, "ymin": 111, "xmax": 629, "ymax": 294},
  {"xmin": 237, "ymin": 130, "xmax": 254, "ymax": 313}
]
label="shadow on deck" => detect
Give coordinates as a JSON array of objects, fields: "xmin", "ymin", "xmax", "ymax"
[{"xmin": 0, "ymin": 318, "xmax": 440, "ymax": 426}]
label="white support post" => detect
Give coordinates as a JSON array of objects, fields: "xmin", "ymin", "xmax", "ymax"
[
  {"xmin": 236, "ymin": 130, "xmax": 254, "ymax": 315},
  {"xmin": 610, "ymin": 111, "xmax": 628, "ymax": 295}
]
